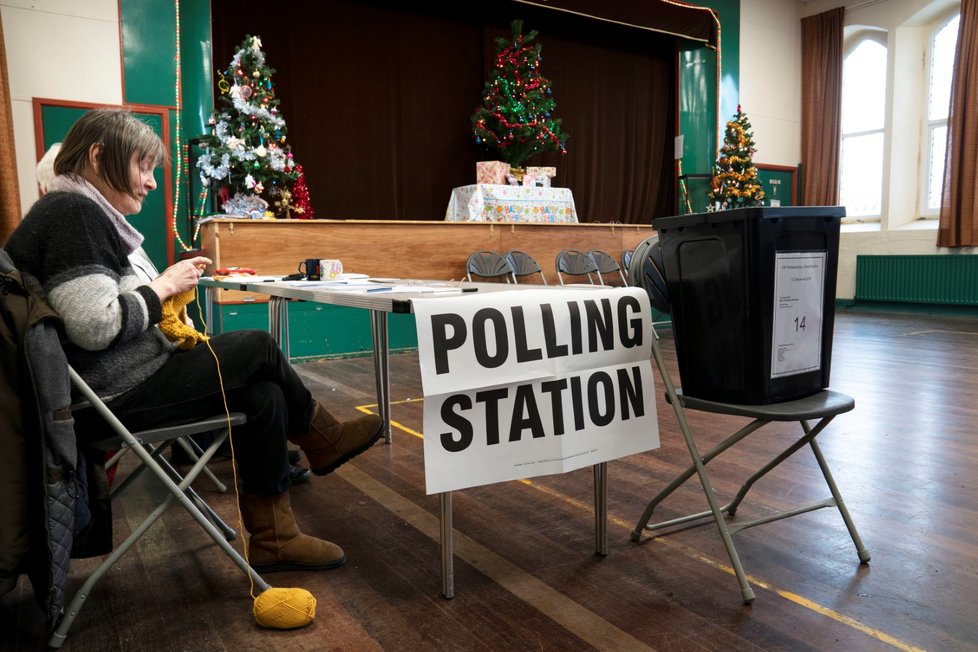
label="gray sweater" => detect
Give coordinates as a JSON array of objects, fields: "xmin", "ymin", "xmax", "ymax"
[{"xmin": 4, "ymin": 191, "xmax": 177, "ymax": 401}]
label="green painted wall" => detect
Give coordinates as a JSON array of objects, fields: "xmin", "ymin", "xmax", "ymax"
[
  {"xmin": 677, "ymin": 0, "xmax": 740, "ymax": 214},
  {"xmin": 121, "ymin": 0, "xmax": 212, "ymax": 258}
]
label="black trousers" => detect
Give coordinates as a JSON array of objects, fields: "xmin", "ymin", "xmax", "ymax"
[{"xmin": 74, "ymin": 330, "xmax": 314, "ymax": 496}]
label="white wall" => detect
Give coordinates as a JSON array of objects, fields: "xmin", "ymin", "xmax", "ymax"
[
  {"xmin": 1, "ymin": 0, "xmax": 122, "ymax": 214},
  {"xmin": 740, "ymin": 0, "xmax": 803, "ymax": 167}
]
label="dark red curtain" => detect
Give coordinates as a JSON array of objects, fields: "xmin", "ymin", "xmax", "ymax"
[{"xmin": 210, "ymin": 0, "xmax": 677, "ymax": 224}]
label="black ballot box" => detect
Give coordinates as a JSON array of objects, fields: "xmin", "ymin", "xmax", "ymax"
[{"xmin": 651, "ymin": 206, "xmax": 845, "ymax": 404}]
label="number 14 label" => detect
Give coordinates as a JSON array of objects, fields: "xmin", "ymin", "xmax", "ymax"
[{"xmin": 771, "ymin": 251, "xmax": 826, "ymax": 379}]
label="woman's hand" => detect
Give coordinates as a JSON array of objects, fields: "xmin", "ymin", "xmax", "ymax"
[{"xmin": 148, "ymin": 255, "xmax": 212, "ymax": 301}]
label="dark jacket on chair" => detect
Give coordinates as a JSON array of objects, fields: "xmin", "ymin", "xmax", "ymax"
[{"xmin": 0, "ymin": 249, "xmax": 109, "ymax": 624}]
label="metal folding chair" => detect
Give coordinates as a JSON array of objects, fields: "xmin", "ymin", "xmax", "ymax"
[
  {"xmin": 555, "ymin": 249, "xmax": 599, "ymax": 285},
  {"xmin": 49, "ymin": 367, "xmax": 271, "ymax": 648},
  {"xmin": 465, "ymin": 250, "xmax": 515, "ymax": 283},
  {"xmin": 504, "ymin": 249, "xmax": 548, "ymax": 284},
  {"xmin": 588, "ymin": 249, "xmax": 627, "ymax": 285},
  {"xmin": 627, "ymin": 239, "xmax": 870, "ymax": 603}
]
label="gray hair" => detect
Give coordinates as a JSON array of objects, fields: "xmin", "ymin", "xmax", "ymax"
[{"xmin": 54, "ymin": 108, "xmax": 168, "ymax": 196}]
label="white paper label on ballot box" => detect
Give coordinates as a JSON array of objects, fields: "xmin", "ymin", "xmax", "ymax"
[
  {"xmin": 413, "ymin": 287, "xmax": 659, "ymax": 495},
  {"xmin": 770, "ymin": 251, "xmax": 826, "ymax": 379}
]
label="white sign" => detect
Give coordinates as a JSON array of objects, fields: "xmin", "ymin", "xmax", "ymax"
[
  {"xmin": 771, "ymin": 251, "xmax": 826, "ymax": 378},
  {"xmin": 413, "ymin": 288, "xmax": 659, "ymax": 494}
]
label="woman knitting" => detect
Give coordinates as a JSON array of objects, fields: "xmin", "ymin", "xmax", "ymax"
[{"xmin": 4, "ymin": 108, "xmax": 383, "ymax": 573}]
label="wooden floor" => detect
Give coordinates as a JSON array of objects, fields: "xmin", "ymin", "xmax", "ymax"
[{"xmin": 3, "ymin": 309, "xmax": 978, "ymax": 651}]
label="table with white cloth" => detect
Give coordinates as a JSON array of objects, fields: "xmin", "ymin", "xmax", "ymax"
[{"xmin": 445, "ymin": 184, "xmax": 579, "ymax": 223}]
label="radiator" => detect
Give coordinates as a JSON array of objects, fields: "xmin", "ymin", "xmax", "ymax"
[{"xmin": 855, "ymin": 255, "xmax": 978, "ymax": 306}]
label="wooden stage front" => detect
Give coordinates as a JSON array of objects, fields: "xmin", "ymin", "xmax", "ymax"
[{"xmin": 199, "ymin": 218, "xmax": 654, "ymax": 304}]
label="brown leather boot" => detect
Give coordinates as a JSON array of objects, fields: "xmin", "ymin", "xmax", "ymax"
[
  {"xmin": 239, "ymin": 492, "xmax": 346, "ymax": 572},
  {"xmin": 289, "ymin": 400, "xmax": 383, "ymax": 476}
]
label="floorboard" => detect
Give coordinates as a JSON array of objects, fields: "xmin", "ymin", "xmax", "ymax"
[{"xmin": 3, "ymin": 310, "xmax": 977, "ymax": 651}]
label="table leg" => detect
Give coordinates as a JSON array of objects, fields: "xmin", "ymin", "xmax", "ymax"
[
  {"xmin": 268, "ymin": 297, "xmax": 291, "ymax": 359},
  {"xmin": 370, "ymin": 311, "xmax": 391, "ymax": 443},
  {"xmin": 440, "ymin": 491, "xmax": 455, "ymax": 599},
  {"xmin": 203, "ymin": 286, "xmax": 214, "ymax": 335},
  {"xmin": 594, "ymin": 462, "xmax": 608, "ymax": 556}
]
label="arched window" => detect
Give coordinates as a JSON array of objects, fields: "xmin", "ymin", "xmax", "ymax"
[
  {"xmin": 840, "ymin": 37, "xmax": 887, "ymax": 219},
  {"xmin": 922, "ymin": 13, "xmax": 960, "ymax": 215}
]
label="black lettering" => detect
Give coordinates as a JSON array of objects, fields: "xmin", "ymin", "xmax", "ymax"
[
  {"xmin": 568, "ymin": 301, "xmax": 583, "ymax": 354},
  {"xmin": 511, "ymin": 306, "xmax": 543, "ymax": 363},
  {"xmin": 430, "ymin": 314, "xmax": 466, "ymax": 375},
  {"xmin": 570, "ymin": 375, "xmax": 586, "ymax": 430},
  {"xmin": 618, "ymin": 295, "xmax": 643, "ymax": 348},
  {"xmin": 472, "ymin": 308, "xmax": 508, "ymax": 368},
  {"xmin": 616, "ymin": 366, "xmax": 645, "ymax": 419},
  {"xmin": 541, "ymin": 304, "xmax": 568, "ymax": 357},
  {"xmin": 587, "ymin": 371, "xmax": 615, "ymax": 427},
  {"xmin": 540, "ymin": 378, "xmax": 568, "ymax": 436},
  {"xmin": 584, "ymin": 298, "xmax": 614, "ymax": 353},
  {"xmin": 439, "ymin": 395, "xmax": 473, "ymax": 452},
  {"xmin": 475, "ymin": 387, "xmax": 508, "ymax": 445},
  {"xmin": 509, "ymin": 384, "xmax": 545, "ymax": 441}
]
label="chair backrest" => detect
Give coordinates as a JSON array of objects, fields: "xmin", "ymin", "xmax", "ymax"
[
  {"xmin": 626, "ymin": 235, "xmax": 670, "ymax": 314},
  {"xmin": 588, "ymin": 249, "xmax": 627, "ymax": 286},
  {"xmin": 504, "ymin": 250, "xmax": 547, "ymax": 284},
  {"xmin": 555, "ymin": 249, "xmax": 599, "ymax": 285},
  {"xmin": 466, "ymin": 250, "xmax": 515, "ymax": 283},
  {"xmin": 621, "ymin": 249, "xmax": 633, "ymax": 271}
]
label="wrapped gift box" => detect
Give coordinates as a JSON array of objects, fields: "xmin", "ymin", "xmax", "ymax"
[
  {"xmin": 477, "ymin": 161, "xmax": 510, "ymax": 185},
  {"xmin": 526, "ymin": 166, "xmax": 557, "ymax": 187}
]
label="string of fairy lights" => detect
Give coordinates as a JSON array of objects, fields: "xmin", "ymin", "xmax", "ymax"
[{"xmin": 170, "ymin": 0, "xmax": 209, "ymax": 253}]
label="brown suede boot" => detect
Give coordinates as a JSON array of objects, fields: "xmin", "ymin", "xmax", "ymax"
[
  {"xmin": 289, "ymin": 401, "xmax": 383, "ymax": 476},
  {"xmin": 239, "ymin": 492, "xmax": 346, "ymax": 572}
]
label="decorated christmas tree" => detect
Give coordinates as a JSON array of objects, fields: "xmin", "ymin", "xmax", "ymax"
[
  {"xmin": 708, "ymin": 106, "xmax": 765, "ymax": 210},
  {"xmin": 471, "ymin": 20, "xmax": 568, "ymax": 170},
  {"xmin": 289, "ymin": 165, "xmax": 315, "ymax": 219},
  {"xmin": 197, "ymin": 35, "xmax": 300, "ymax": 218}
]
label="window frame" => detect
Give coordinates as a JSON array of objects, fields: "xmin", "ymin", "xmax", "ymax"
[
  {"xmin": 919, "ymin": 11, "xmax": 960, "ymax": 218},
  {"xmin": 840, "ymin": 32, "xmax": 888, "ymax": 224}
]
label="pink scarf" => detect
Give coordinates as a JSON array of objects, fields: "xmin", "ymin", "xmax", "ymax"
[{"xmin": 49, "ymin": 174, "xmax": 145, "ymax": 254}]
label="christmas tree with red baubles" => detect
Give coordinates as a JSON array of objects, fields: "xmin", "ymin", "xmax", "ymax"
[
  {"xmin": 197, "ymin": 34, "xmax": 300, "ymax": 217},
  {"xmin": 708, "ymin": 105, "xmax": 765, "ymax": 210},
  {"xmin": 471, "ymin": 20, "xmax": 568, "ymax": 170}
]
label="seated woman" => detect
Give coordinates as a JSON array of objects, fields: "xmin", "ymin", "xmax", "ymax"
[{"xmin": 4, "ymin": 108, "xmax": 383, "ymax": 573}]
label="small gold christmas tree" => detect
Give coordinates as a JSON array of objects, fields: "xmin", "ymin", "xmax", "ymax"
[{"xmin": 708, "ymin": 105, "xmax": 765, "ymax": 210}]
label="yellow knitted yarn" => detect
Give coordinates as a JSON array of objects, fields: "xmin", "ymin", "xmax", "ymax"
[
  {"xmin": 159, "ymin": 288, "xmax": 208, "ymax": 350},
  {"xmin": 253, "ymin": 587, "xmax": 317, "ymax": 629}
]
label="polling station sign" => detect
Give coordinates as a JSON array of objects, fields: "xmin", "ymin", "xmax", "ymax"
[{"xmin": 413, "ymin": 287, "xmax": 659, "ymax": 494}]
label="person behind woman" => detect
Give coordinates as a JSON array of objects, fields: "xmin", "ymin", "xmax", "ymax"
[{"xmin": 4, "ymin": 108, "xmax": 383, "ymax": 573}]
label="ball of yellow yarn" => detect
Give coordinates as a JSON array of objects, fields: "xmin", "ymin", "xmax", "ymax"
[{"xmin": 253, "ymin": 587, "xmax": 317, "ymax": 629}]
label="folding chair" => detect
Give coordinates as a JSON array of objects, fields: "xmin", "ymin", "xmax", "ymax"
[
  {"xmin": 465, "ymin": 250, "xmax": 515, "ymax": 283},
  {"xmin": 587, "ymin": 249, "xmax": 627, "ymax": 285},
  {"xmin": 621, "ymin": 249, "xmax": 633, "ymax": 271},
  {"xmin": 555, "ymin": 249, "xmax": 599, "ymax": 285},
  {"xmin": 49, "ymin": 366, "xmax": 271, "ymax": 648},
  {"xmin": 627, "ymin": 239, "xmax": 870, "ymax": 604},
  {"xmin": 504, "ymin": 249, "xmax": 548, "ymax": 284}
]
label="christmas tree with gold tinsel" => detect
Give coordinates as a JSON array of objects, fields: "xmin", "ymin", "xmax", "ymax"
[{"xmin": 708, "ymin": 106, "xmax": 765, "ymax": 210}]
